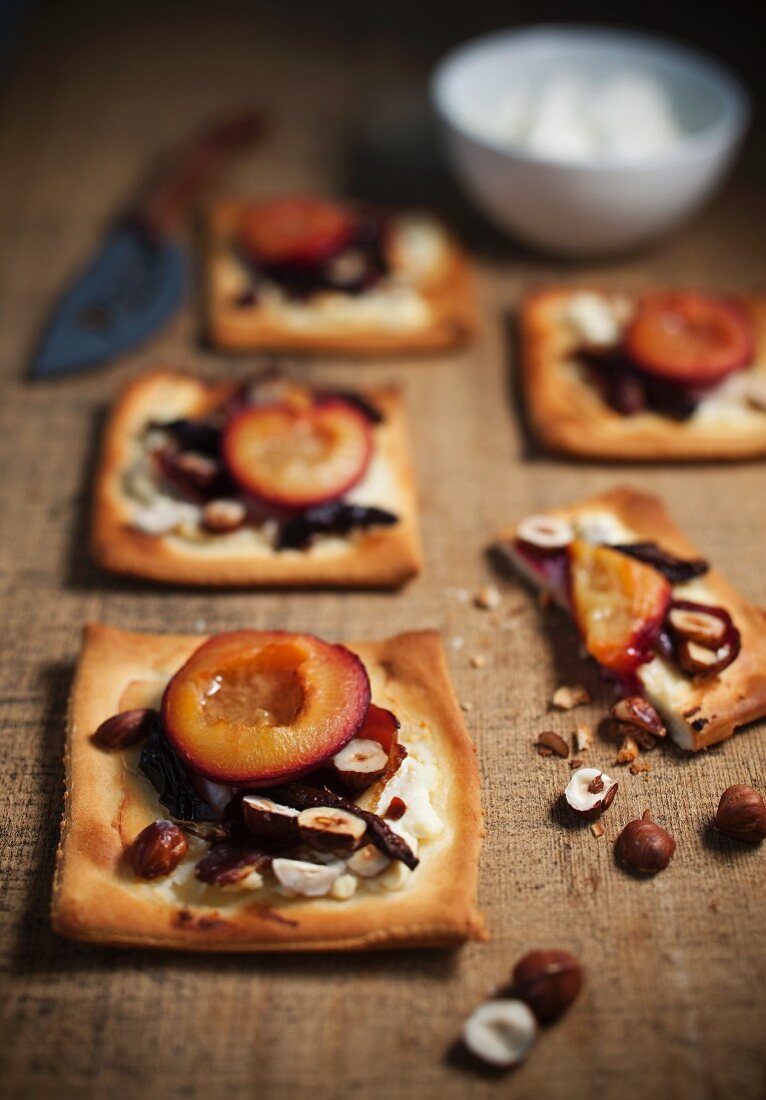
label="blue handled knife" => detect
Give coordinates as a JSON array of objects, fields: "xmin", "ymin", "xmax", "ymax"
[{"xmin": 32, "ymin": 112, "xmax": 264, "ymax": 379}]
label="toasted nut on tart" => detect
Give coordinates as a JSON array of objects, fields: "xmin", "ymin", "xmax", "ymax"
[
  {"xmin": 668, "ymin": 606, "xmax": 727, "ymax": 647},
  {"xmin": 346, "ymin": 843, "xmax": 390, "ymax": 878},
  {"xmin": 677, "ymin": 639, "xmax": 730, "ymax": 678},
  {"xmin": 297, "ymin": 806, "xmax": 367, "ymax": 852},
  {"xmin": 462, "ymin": 1000, "xmax": 537, "ymax": 1068},
  {"xmin": 331, "ymin": 737, "xmax": 389, "ymax": 790},
  {"xmin": 714, "ymin": 785, "xmax": 766, "ymax": 843},
  {"xmin": 512, "ymin": 949, "xmax": 583, "ymax": 1023},
  {"xmin": 517, "ymin": 515, "xmax": 574, "ymax": 551},
  {"xmin": 93, "ymin": 708, "xmax": 158, "ymax": 750},
  {"xmin": 616, "ymin": 810, "xmax": 675, "ymax": 873},
  {"xmin": 610, "ymin": 695, "xmax": 666, "ymax": 738},
  {"xmin": 129, "ymin": 820, "xmax": 188, "ymax": 879},
  {"xmin": 564, "ymin": 767, "xmax": 618, "ymax": 819},
  {"xmin": 201, "ymin": 498, "xmax": 247, "ymax": 534},
  {"xmin": 271, "ymin": 857, "xmax": 342, "ymax": 897},
  {"xmin": 552, "ymin": 684, "xmax": 590, "ymax": 710},
  {"xmin": 241, "ymin": 794, "xmax": 300, "ymax": 843}
]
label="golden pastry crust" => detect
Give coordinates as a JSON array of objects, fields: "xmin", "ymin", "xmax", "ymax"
[
  {"xmin": 52, "ymin": 624, "xmax": 486, "ymax": 951},
  {"xmin": 204, "ymin": 199, "xmax": 477, "ymax": 354},
  {"xmin": 91, "ymin": 369, "xmax": 422, "ymax": 587},
  {"xmin": 522, "ymin": 288, "xmax": 766, "ymax": 460},
  {"xmin": 495, "ymin": 487, "xmax": 766, "ymax": 751}
]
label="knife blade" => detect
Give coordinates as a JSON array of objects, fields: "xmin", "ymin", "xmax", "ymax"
[{"xmin": 32, "ymin": 111, "xmax": 264, "ymax": 379}]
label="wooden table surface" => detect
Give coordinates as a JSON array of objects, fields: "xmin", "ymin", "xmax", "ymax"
[{"xmin": 2, "ymin": 6, "xmax": 766, "ymax": 1099}]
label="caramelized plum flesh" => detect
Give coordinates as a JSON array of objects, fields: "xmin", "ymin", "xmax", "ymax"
[{"xmin": 162, "ymin": 631, "xmax": 371, "ymax": 786}]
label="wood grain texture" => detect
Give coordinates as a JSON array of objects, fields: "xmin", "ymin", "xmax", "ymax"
[{"xmin": 1, "ymin": 4, "xmax": 766, "ymax": 1099}]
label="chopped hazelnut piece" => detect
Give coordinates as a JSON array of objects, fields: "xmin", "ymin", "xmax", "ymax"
[
  {"xmin": 591, "ymin": 821, "xmax": 605, "ymax": 838},
  {"xmin": 629, "ymin": 761, "xmax": 652, "ymax": 775},
  {"xmin": 552, "ymin": 684, "xmax": 591, "ymax": 711},
  {"xmin": 574, "ymin": 722, "xmax": 592, "ymax": 752},
  {"xmin": 474, "ymin": 584, "xmax": 502, "ymax": 610},
  {"xmin": 470, "ymin": 654, "xmax": 487, "ymax": 669},
  {"xmin": 536, "ymin": 730, "xmax": 570, "ymax": 758},
  {"xmin": 569, "ymin": 758, "xmax": 584, "ymax": 769},
  {"xmin": 616, "ymin": 734, "xmax": 640, "ymax": 765}
]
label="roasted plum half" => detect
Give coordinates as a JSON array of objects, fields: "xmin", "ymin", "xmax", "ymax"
[
  {"xmin": 625, "ymin": 292, "xmax": 753, "ymax": 388},
  {"xmin": 162, "ymin": 631, "xmax": 371, "ymax": 786},
  {"xmin": 223, "ymin": 399, "xmax": 373, "ymax": 510},
  {"xmin": 238, "ymin": 197, "xmax": 354, "ymax": 267},
  {"xmin": 569, "ymin": 541, "xmax": 671, "ymax": 675}
]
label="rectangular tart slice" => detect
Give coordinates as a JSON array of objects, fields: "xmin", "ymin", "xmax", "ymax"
[
  {"xmin": 91, "ymin": 369, "xmax": 421, "ymax": 587},
  {"xmin": 205, "ymin": 198, "xmax": 477, "ymax": 354},
  {"xmin": 495, "ymin": 488, "xmax": 766, "ymax": 751},
  {"xmin": 52, "ymin": 624, "xmax": 485, "ymax": 951},
  {"xmin": 522, "ymin": 288, "xmax": 766, "ymax": 460}
]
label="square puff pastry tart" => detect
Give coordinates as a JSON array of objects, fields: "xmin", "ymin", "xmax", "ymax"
[
  {"xmin": 205, "ymin": 199, "xmax": 477, "ymax": 354},
  {"xmin": 52, "ymin": 624, "xmax": 486, "ymax": 951},
  {"xmin": 522, "ymin": 288, "xmax": 766, "ymax": 460},
  {"xmin": 495, "ymin": 487, "xmax": 766, "ymax": 751},
  {"xmin": 91, "ymin": 370, "xmax": 422, "ymax": 588}
]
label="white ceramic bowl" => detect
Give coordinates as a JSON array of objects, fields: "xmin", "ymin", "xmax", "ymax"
[{"xmin": 431, "ymin": 25, "xmax": 749, "ymax": 255}]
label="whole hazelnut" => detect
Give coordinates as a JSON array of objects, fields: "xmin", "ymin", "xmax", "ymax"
[
  {"xmin": 512, "ymin": 949, "xmax": 583, "ymax": 1023},
  {"xmin": 714, "ymin": 784, "xmax": 766, "ymax": 843},
  {"xmin": 129, "ymin": 820, "xmax": 188, "ymax": 879},
  {"xmin": 615, "ymin": 810, "xmax": 675, "ymax": 873}
]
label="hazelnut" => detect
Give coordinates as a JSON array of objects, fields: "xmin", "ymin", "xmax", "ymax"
[
  {"xmin": 347, "ymin": 843, "xmax": 390, "ymax": 879},
  {"xmin": 552, "ymin": 684, "xmax": 591, "ymax": 710},
  {"xmin": 535, "ymin": 730, "xmax": 570, "ymax": 758},
  {"xmin": 383, "ymin": 796, "xmax": 407, "ymax": 821},
  {"xmin": 615, "ymin": 734, "xmax": 640, "ymax": 765},
  {"xmin": 574, "ymin": 722, "xmax": 592, "ymax": 752},
  {"xmin": 676, "ymin": 639, "xmax": 735, "ymax": 679},
  {"xmin": 714, "ymin": 784, "xmax": 766, "ymax": 843},
  {"xmin": 517, "ymin": 515, "xmax": 574, "ymax": 552},
  {"xmin": 462, "ymin": 999, "xmax": 537, "ymax": 1068},
  {"xmin": 610, "ymin": 695, "xmax": 666, "ymax": 739},
  {"xmin": 668, "ymin": 606, "xmax": 727, "ymax": 648},
  {"xmin": 331, "ymin": 738, "xmax": 388, "ymax": 790},
  {"xmin": 241, "ymin": 795, "xmax": 300, "ymax": 844},
  {"xmin": 615, "ymin": 810, "xmax": 675, "ymax": 873},
  {"xmin": 92, "ymin": 707, "xmax": 158, "ymax": 750},
  {"xmin": 564, "ymin": 767, "xmax": 618, "ymax": 819},
  {"xmin": 297, "ymin": 806, "xmax": 367, "ymax": 853},
  {"xmin": 271, "ymin": 857, "xmax": 342, "ymax": 897},
  {"xmin": 129, "ymin": 820, "xmax": 188, "ymax": 879},
  {"xmin": 512, "ymin": 949, "xmax": 584, "ymax": 1023},
  {"xmin": 201, "ymin": 498, "xmax": 247, "ymax": 534}
]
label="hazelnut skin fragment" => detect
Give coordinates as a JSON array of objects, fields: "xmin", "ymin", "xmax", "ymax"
[
  {"xmin": 512, "ymin": 949, "xmax": 584, "ymax": 1023},
  {"xmin": 714, "ymin": 785, "xmax": 766, "ymax": 843},
  {"xmin": 129, "ymin": 820, "xmax": 188, "ymax": 879},
  {"xmin": 615, "ymin": 811, "xmax": 675, "ymax": 873}
]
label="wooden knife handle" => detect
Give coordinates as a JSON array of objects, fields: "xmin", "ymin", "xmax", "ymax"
[{"xmin": 134, "ymin": 109, "xmax": 266, "ymax": 236}]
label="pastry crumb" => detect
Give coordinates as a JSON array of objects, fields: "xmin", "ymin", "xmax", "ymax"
[
  {"xmin": 591, "ymin": 821, "xmax": 605, "ymax": 839},
  {"xmin": 469, "ymin": 654, "xmax": 487, "ymax": 669}
]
